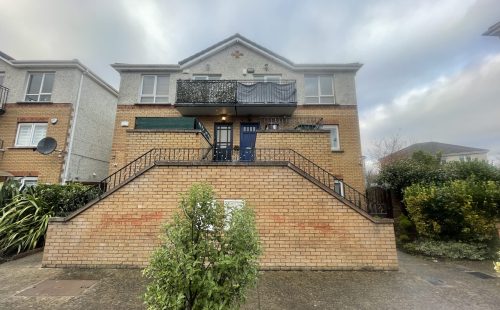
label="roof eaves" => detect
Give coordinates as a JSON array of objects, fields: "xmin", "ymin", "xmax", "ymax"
[
  {"xmin": 111, "ymin": 63, "xmax": 181, "ymax": 72},
  {"xmin": 483, "ymin": 21, "xmax": 500, "ymax": 37}
]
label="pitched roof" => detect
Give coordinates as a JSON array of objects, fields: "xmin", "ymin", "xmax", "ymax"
[
  {"xmin": 389, "ymin": 142, "xmax": 489, "ymax": 159},
  {"xmin": 483, "ymin": 21, "xmax": 500, "ymax": 37},
  {"xmin": 112, "ymin": 33, "xmax": 363, "ymax": 72},
  {"xmin": 0, "ymin": 50, "xmax": 15, "ymax": 61},
  {"xmin": 0, "ymin": 51, "xmax": 117, "ymax": 96}
]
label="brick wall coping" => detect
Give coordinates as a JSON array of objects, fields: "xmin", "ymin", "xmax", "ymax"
[
  {"xmin": 125, "ymin": 129, "xmax": 203, "ymax": 134},
  {"xmin": 256, "ymin": 130, "xmax": 329, "ymax": 133},
  {"xmin": 50, "ymin": 161, "xmax": 392, "ymax": 225}
]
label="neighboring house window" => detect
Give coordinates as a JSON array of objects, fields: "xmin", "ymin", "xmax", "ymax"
[
  {"xmin": 140, "ymin": 75, "xmax": 169, "ymax": 103},
  {"xmin": 333, "ymin": 180, "xmax": 344, "ymax": 197},
  {"xmin": 466, "ymin": 155, "xmax": 471, "ymax": 162},
  {"xmin": 14, "ymin": 176, "xmax": 38, "ymax": 189},
  {"xmin": 0, "ymin": 73, "xmax": 4, "ymax": 85},
  {"xmin": 223, "ymin": 199, "xmax": 245, "ymax": 230},
  {"xmin": 322, "ymin": 125, "xmax": 340, "ymax": 151},
  {"xmin": 25, "ymin": 72, "xmax": 55, "ymax": 102},
  {"xmin": 459, "ymin": 156, "xmax": 465, "ymax": 162},
  {"xmin": 253, "ymin": 75, "xmax": 281, "ymax": 82},
  {"xmin": 305, "ymin": 75, "xmax": 334, "ymax": 104},
  {"xmin": 15, "ymin": 123, "xmax": 47, "ymax": 147},
  {"xmin": 192, "ymin": 75, "xmax": 221, "ymax": 80}
]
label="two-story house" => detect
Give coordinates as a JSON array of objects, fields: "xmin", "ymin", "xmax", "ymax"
[
  {"xmin": 43, "ymin": 34, "xmax": 398, "ymax": 271},
  {"xmin": 0, "ymin": 51, "xmax": 117, "ymax": 185}
]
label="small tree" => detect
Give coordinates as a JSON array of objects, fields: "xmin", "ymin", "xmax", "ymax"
[{"xmin": 143, "ymin": 184, "xmax": 261, "ymax": 310}]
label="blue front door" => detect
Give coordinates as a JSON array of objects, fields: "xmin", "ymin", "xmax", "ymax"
[{"xmin": 240, "ymin": 123, "xmax": 259, "ymax": 161}]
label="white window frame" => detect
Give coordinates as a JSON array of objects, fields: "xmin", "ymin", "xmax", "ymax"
[
  {"xmin": 322, "ymin": 125, "xmax": 340, "ymax": 151},
  {"xmin": 223, "ymin": 199, "xmax": 245, "ymax": 230},
  {"xmin": 192, "ymin": 75, "xmax": 221, "ymax": 80},
  {"xmin": 334, "ymin": 180, "xmax": 344, "ymax": 197},
  {"xmin": 139, "ymin": 75, "xmax": 169, "ymax": 103},
  {"xmin": 14, "ymin": 176, "xmax": 38, "ymax": 189},
  {"xmin": 24, "ymin": 72, "xmax": 55, "ymax": 102},
  {"xmin": 14, "ymin": 123, "xmax": 48, "ymax": 147},
  {"xmin": 304, "ymin": 74, "xmax": 335, "ymax": 104},
  {"xmin": 253, "ymin": 75, "xmax": 282, "ymax": 82}
]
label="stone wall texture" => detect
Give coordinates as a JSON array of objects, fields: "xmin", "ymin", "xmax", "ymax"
[{"xmin": 43, "ymin": 164, "xmax": 397, "ymax": 270}]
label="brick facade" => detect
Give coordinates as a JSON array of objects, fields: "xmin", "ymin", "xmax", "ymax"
[
  {"xmin": 43, "ymin": 164, "xmax": 397, "ymax": 270},
  {"xmin": 0, "ymin": 103, "xmax": 72, "ymax": 183}
]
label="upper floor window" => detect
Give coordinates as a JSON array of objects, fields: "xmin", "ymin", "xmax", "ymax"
[
  {"xmin": 322, "ymin": 124, "xmax": 340, "ymax": 151},
  {"xmin": 253, "ymin": 75, "xmax": 281, "ymax": 82},
  {"xmin": 25, "ymin": 72, "xmax": 55, "ymax": 102},
  {"xmin": 305, "ymin": 75, "xmax": 334, "ymax": 104},
  {"xmin": 192, "ymin": 75, "xmax": 221, "ymax": 80},
  {"xmin": 15, "ymin": 123, "xmax": 47, "ymax": 147},
  {"xmin": 0, "ymin": 73, "xmax": 4, "ymax": 86},
  {"xmin": 140, "ymin": 75, "xmax": 169, "ymax": 103}
]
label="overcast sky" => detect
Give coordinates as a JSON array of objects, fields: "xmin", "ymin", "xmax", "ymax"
[{"xmin": 1, "ymin": 0, "xmax": 499, "ymax": 164}]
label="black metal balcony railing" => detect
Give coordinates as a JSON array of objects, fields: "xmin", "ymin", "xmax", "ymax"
[
  {"xmin": 0, "ymin": 85, "xmax": 9, "ymax": 114},
  {"xmin": 260, "ymin": 116, "xmax": 323, "ymax": 130},
  {"xmin": 72, "ymin": 148, "xmax": 387, "ymax": 217},
  {"xmin": 176, "ymin": 80, "xmax": 297, "ymax": 104}
]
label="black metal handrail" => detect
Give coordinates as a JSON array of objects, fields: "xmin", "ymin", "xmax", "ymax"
[
  {"xmin": 0, "ymin": 85, "xmax": 9, "ymax": 114},
  {"xmin": 71, "ymin": 147, "xmax": 386, "ymax": 217},
  {"xmin": 176, "ymin": 80, "xmax": 297, "ymax": 104}
]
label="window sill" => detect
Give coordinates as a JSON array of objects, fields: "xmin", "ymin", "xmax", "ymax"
[
  {"xmin": 134, "ymin": 103, "xmax": 173, "ymax": 106},
  {"xmin": 330, "ymin": 149, "xmax": 344, "ymax": 153},
  {"xmin": 7, "ymin": 146, "xmax": 37, "ymax": 150},
  {"xmin": 16, "ymin": 101, "xmax": 54, "ymax": 104}
]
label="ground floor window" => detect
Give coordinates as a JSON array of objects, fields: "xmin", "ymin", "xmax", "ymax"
[
  {"xmin": 15, "ymin": 123, "xmax": 47, "ymax": 147},
  {"xmin": 334, "ymin": 179, "xmax": 344, "ymax": 197},
  {"xmin": 322, "ymin": 125, "xmax": 340, "ymax": 151},
  {"xmin": 13, "ymin": 176, "xmax": 38, "ymax": 189}
]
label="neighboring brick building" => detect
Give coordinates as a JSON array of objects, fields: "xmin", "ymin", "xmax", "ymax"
[
  {"xmin": 43, "ymin": 34, "xmax": 397, "ymax": 270},
  {"xmin": 0, "ymin": 51, "xmax": 117, "ymax": 184}
]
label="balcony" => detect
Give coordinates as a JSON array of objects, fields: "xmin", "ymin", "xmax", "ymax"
[
  {"xmin": 0, "ymin": 85, "xmax": 8, "ymax": 115},
  {"xmin": 175, "ymin": 80, "xmax": 297, "ymax": 116}
]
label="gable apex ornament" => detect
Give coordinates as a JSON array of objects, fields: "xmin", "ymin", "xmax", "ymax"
[{"xmin": 231, "ymin": 50, "xmax": 244, "ymax": 59}]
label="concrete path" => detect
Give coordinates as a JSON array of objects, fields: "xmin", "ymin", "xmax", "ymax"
[{"xmin": 0, "ymin": 252, "xmax": 498, "ymax": 309}]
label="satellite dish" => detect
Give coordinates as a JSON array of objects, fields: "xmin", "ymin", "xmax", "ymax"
[{"xmin": 36, "ymin": 137, "xmax": 57, "ymax": 155}]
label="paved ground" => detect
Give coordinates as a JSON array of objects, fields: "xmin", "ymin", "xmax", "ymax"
[{"xmin": 0, "ymin": 252, "xmax": 498, "ymax": 309}]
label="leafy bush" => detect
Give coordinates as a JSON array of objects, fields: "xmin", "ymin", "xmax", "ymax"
[
  {"xmin": 143, "ymin": 184, "xmax": 261, "ymax": 310},
  {"xmin": 0, "ymin": 193, "xmax": 53, "ymax": 255},
  {"xmin": 0, "ymin": 179, "xmax": 21, "ymax": 210},
  {"xmin": 402, "ymin": 240, "xmax": 492, "ymax": 260},
  {"xmin": 404, "ymin": 179, "xmax": 499, "ymax": 242},
  {"xmin": 395, "ymin": 215, "xmax": 416, "ymax": 243},
  {"xmin": 0, "ymin": 182, "xmax": 100, "ymax": 256},
  {"xmin": 444, "ymin": 160, "xmax": 500, "ymax": 182},
  {"xmin": 28, "ymin": 183, "xmax": 101, "ymax": 216}
]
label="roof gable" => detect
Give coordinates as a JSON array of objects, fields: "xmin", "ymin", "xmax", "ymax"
[{"xmin": 179, "ymin": 33, "xmax": 295, "ymax": 68}]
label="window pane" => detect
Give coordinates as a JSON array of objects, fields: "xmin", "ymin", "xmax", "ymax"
[
  {"xmin": 140, "ymin": 96, "xmax": 154, "ymax": 103},
  {"xmin": 330, "ymin": 126, "xmax": 339, "ymax": 149},
  {"xmin": 141, "ymin": 76, "xmax": 155, "ymax": 95},
  {"xmin": 25, "ymin": 94, "xmax": 39, "ymax": 102},
  {"xmin": 156, "ymin": 76, "xmax": 169, "ymax": 95},
  {"xmin": 319, "ymin": 76, "xmax": 333, "ymax": 96},
  {"xmin": 154, "ymin": 96, "xmax": 168, "ymax": 103},
  {"xmin": 39, "ymin": 94, "xmax": 52, "ymax": 102},
  {"xmin": 32, "ymin": 124, "xmax": 47, "ymax": 145},
  {"xmin": 305, "ymin": 96, "xmax": 319, "ymax": 104},
  {"xmin": 16, "ymin": 124, "xmax": 33, "ymax": 146},
  {"xmin": 27, "ymin": 73, "xmax": 43, "ymax": 94},
  {"xmin": 41, "ymin": 73, "xmax": 55, "ymax": 93},
  {"xmin": 208, "ymin": 75, "xmax": 221, "ymax": 80},
  {"xmin": 320, "ymin": 96, "xmax": 334, "ymax": 104},
  {"xmin": 305, "ymin": 76, "xmax": 318, "ymax": 97}
]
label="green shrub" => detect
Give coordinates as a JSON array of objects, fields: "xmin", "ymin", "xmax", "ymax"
[
  {"xmin": 0, "ymin": 193, "xmax": 53, "ymax": 255},
  {"xmin": 444, "ymin": 161, "xmax": 500, "ymax": 182},
  {"xmin": 395, "ymin": 215, "xmax": 416, "ymax": 243},
  {"xmin": 0, "ymin": 179, "xmax": 21, "ymax": 210},
  {"xmin": 402, "ymin": 240, "xmax": 492, "ymax": 260},
  {"xmin": 143, "ymin": 184, "xmax": 261, "ymax": 310},
  {"xmin": 404, "ymin": 179, "xmax": 499, "ymax": 242},
  {"xmin": 29, "ymin": 183, "xmax": 101, "ymax": 216}
]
